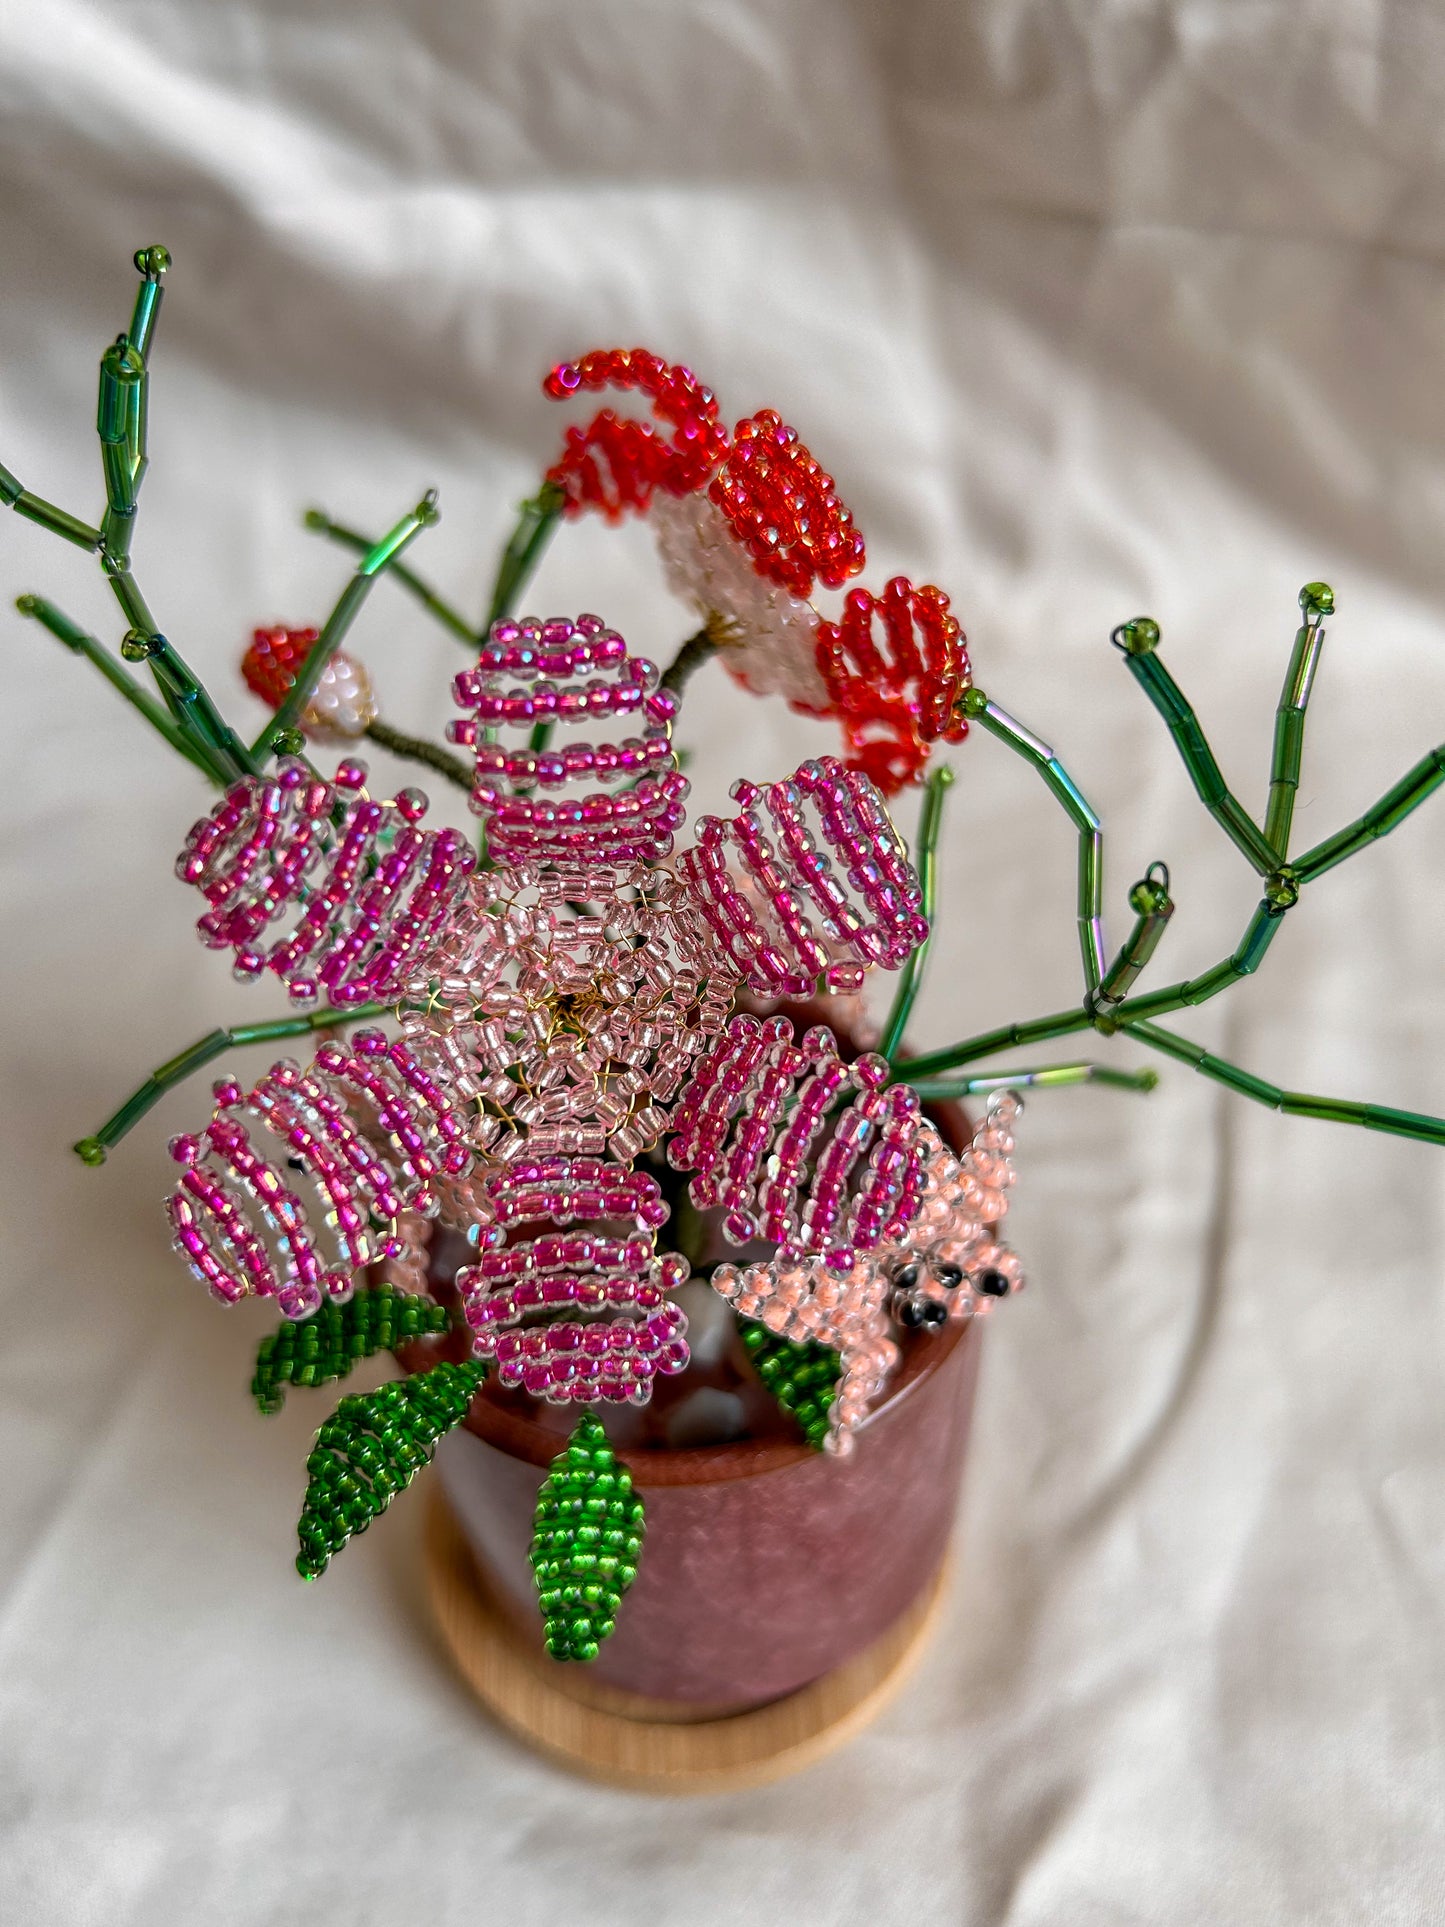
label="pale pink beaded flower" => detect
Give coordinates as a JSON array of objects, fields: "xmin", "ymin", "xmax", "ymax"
[
  {"xmin": 709, "ymin": 1096, "xmax": 1026, "ymax": 1453},
  {"xmin": 165, "ymin": 612, "xmax": 931, "ymax": 1413}
]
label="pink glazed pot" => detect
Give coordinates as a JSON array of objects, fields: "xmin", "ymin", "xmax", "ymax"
[{"xmin": 416, "ymin": 1314, "xmax": 983, "ymax": 1710}]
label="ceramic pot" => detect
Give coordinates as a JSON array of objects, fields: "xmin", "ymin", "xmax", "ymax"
[{"xmin": 430, "ymin": 1314, "xmax": 982, "ymax": 1709}]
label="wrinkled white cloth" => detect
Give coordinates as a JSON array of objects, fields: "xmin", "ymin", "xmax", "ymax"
[{"xmin": 3, "ymin": 4, "xmax": 1445, "ymax": 1922}]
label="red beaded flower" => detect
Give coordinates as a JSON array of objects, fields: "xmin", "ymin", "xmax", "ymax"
[
  {"xmin": 814, "ymin": 576, "xmax": 971, "ymax": 794},
  {"xmin": 543, "ymin": 348, "xmax": 728, "ymax": 519},
  {"xmin": 544, "ymin": 353, "xmax": 868, "ymax": 713}
]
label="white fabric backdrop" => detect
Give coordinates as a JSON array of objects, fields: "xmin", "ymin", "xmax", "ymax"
[{"xmin": 3, "ymin": 3, "xmax": 1445, "ymax": 1921}]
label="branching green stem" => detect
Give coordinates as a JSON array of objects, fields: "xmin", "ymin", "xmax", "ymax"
[
  {"xmin": 73, "ymin": 1000, "xmax": 394, "ymax": 1165},
  {"xmin": 908, "ymin": 587, "xmax": 1445, "ymax": 1151}
]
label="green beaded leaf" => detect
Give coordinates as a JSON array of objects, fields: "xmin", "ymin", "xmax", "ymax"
[
  {"xmin": 252, "ymin": 1284, "xmax": 452, "ymax": 1415},
  {"xmin": 530, "ymin": 1413, "xmax": 645, "ymax": 1663},
  {"xmin": 296, "ymin": 1359, "xmax": 486, "ymax": 1580},
  {"xmin": 738, "ymin": 1319, "xmax": 841, "ymax": 1452}
]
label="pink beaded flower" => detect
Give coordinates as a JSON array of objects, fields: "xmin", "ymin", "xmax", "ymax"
[
  {"xmin": 709, "ymin": 1095, "xmax": 1026, "ymax": 1453},
  {"xmin": 165, "ymin": 612, "xmax": 932, "ymax": 1414}
]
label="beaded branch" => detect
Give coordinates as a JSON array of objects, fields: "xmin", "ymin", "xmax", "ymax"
[{"xmin": 9, "ymin": 249, "xmax": 1445, "ymax": 1665}]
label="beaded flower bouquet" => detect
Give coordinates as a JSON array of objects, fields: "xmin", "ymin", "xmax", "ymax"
[{"xmin": 12, "ymin": 249, "xmax": 1445, "ymax": 1781}]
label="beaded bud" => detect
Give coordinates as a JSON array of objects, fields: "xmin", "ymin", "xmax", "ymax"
[{"xmin": 242, "ymin": 625, "xmax": 378, "ymax": 741}]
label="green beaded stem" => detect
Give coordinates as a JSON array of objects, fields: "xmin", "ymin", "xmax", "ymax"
[
  {"xmin": 1120, "ymin": 1018, "xmax": 1445, "ymax": 1145},
  {"xmin": 738, "ymin": 1320, "xmax": 841, "ymax": 1450},
  {"xmin": 362, "ymin": 718, "xmax": 473, "ymax": 791},
  {"xmin": 1264, "ymin": 584, "xmax": 1332, "ymax": 856},
  {"xmin": 880, "ymin": 764, "xmax": 955, "ymax": 1062},
  {"xmin": 296, "ymin": 1359, "xmax": 487, "ymax": 1579},
  {"xmin": 904, "ymin": 1061, "xmax": 1158, "ymax": 1100},
  {"xmin": 899, "ymin": 1006, "xmax": 1095, "ymax": 1082},
  {"xmin": 965, "ymin": 690, "xmax": 1106, "ymax": 991},
  {"xmin": 72, "ymin": 1000, "xmax": 393, "ymax": 1165},
  {"xmin": 0, "ymin": 460, "xmax": 102, "ymax": 549},
  {"xmin": 529, "ymin": 1412, "xmax": 645, "ymax": 1662},
  {"xmin": 258, "ymin": 492, "xmax": 441, "ymax": 758},
  {"xmin": 302, "ymin": 508, "xmax": 480, "ymax": 649},
  {"xmin": 485, "ymin": 481, "xmax": 562, "ymax": 632},
  {"xmin": 897, "ymin": 587, "xmax": 1445, "ymax": 1151},
  {"xmin": 1089, "ymin": 864, "xmax": 1174, "ymax": 1021},
  {"xmin": 1292, "ymin": 744, "xmax": 1445, "ymax": 884},
  {"xmin": 1113, "ymin": 618, "xmax": 1278, "ymax": 875},
  {"xmin": 16, "ymin": 594, "xmax": 220, "ymax": 778},
  {"xmin": 252, "ymin": 1285, "xmax": 451, "ymax": 1414},
  {"xmin": 1111, "ymin": 898, "xmax": 1285, "ymax": 1022}
]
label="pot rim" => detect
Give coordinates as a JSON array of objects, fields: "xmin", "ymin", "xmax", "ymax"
[{"xmin": 401, "ymin": 1316, "xmax": 971, "ymax": 1484}]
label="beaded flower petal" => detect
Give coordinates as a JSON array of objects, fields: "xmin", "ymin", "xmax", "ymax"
[{"xmin": 815, "ymin": 577, "xmax": 972, "ymax": 796}]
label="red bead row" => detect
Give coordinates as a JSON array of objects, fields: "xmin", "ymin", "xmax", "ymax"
[{"xmin": 543, "ymin": 347, "xmax": 728, "ymax": 519}]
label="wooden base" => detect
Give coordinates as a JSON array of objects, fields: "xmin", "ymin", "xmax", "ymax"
[{"xmin": 424, "ymin": 1493, "xmax": 950, "ymax": 1793}]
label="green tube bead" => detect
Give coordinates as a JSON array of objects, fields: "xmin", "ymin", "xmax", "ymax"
[
  {"xmin": 97, "ymin": 339, "xmax": 142, "ymax": 444},
  {"xmin": 10, "ymin": 491, "xmax": 102, "ymax": 550},
  {"xmin": 101, "ymin": 438, "xmax": 137, "ymax": 518},
  {"xmin": 1294, "ymin": 746, "xmax": 1445, "ymax": 882}
]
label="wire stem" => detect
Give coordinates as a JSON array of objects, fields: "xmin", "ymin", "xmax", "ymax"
[
  {"xmin": 15, "ymin": 594, "xmax": 222, "ymax": 779},
  {"xmin": 905, "ymin": 1061, "xmax": 1159, "ymax": 1100},
  {"xmin": 880, "ymin": 765, "xmax": 954, "ymax": 1061},
  {"xmin": 1264, "ymin": 585, "xmax": 1331, "ymax": 856},
  {"xmin": 660, "ymin": 624, "xmax": 719, "ymax": 698},
  {"xmin": 303, "ymin": 509, "xmax": 479, "ymax": 649},
  {"xmin": 363, "ymin": 718, "xmax": 472, "ymax": 791},
  {"xmin": 1113, "ymin": 618, "xmax": 1278, "ymax": 875},
  {"xmin": 485, "ymin": 482, "xmax": 562, "ymax": 632},
  {"xmin": 966, "ymin": 690, "xmax": 1106, "ymax": 991},
  {"xmin": 1293, "ymin": 745, "xmax": 1445, "ymax": 884},
  {"xmin": 73, "ymin": 1000, "xmax": 393, "ymax": 1164}
]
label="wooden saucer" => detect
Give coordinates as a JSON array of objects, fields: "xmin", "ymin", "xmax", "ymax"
[{"xmin": 424, "ymin": 1493, "xmax": 949, "ymax": 1793}]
